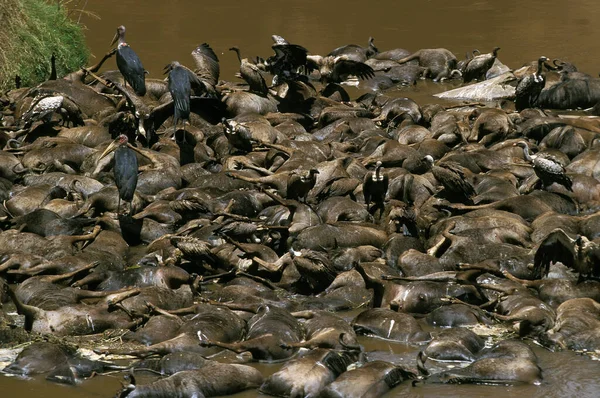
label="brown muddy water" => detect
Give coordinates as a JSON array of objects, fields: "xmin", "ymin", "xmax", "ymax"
[
  {"xmin": 2, "ymin": 0, "xmax": 600, "ymax": 397},
  {"xmin": 79, "ymin": 0, "xmax": 600, "ymax": 104}
]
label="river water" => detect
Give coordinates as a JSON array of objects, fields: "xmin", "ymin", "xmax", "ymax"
[
  {"xmin": 2, "ymin": 0, "xmax": 600, "ymax": 396},
  {"xmin": 78, "ymin": 0, "xmax": 600, "ymax": 101}
]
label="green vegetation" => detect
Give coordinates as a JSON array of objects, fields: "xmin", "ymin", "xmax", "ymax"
[{"xmin": 0, "ymin": 0, "xmax": 89, "ymax": 91}]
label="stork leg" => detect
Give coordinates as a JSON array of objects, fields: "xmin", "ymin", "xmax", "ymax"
[{"xmin": 173, "ymin": 122, "xmax": 188, "ymax": 145}]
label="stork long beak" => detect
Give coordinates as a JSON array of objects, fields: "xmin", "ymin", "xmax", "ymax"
[
  {"xmin": 110, "ymin": 32, "xmax": 119, "ymax": 47},
  {"xmin": 100, "ymin": 138, "xmax": 120, "ymax": 160}
]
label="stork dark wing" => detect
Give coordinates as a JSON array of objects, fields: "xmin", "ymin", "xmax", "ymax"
[
  {"xmin": 168, "ymin": 66, "xmax": 192, "ymax": 123},
  {"xmin": 176, "ymin": 63, "xmax": 216, "ymax": 97},
  {"xmin": 116, "ymin": 45, "xmax": 146, "ymax": 96},
  {"xmin": 191, "ymin": 43, "xmax": 220, "ymax": 87},
  {"xmin": 330, "ymin": 59, "xmax": 375, "ymax": 83},
  {"xmin": 114, "ymin": 146, "xmax": 138, "ymax": 202},
  {"xmin": 534, "ymin": 229, "xmax": 577, "ymax": 278}
]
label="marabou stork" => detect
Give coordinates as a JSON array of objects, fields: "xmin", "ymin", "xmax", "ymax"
[
  {"xmin": 164, "ymin": 61, "xmax": 205, "ymax": 140},
  {"xmin": 111, "ymin": 25, "xmax": 146, "ymax": 96},
  {"xmin": 100, "ymin": 134, "xmax": 138, "ymax": 215}
]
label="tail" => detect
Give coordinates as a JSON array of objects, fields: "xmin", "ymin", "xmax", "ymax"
[
  {"xmin": 130, "ymin": 73, "xmax": 147, "ymax": 96},
  {"xmin": 396, "ymin": 53, "xmax": 419, "ymax": 65}
]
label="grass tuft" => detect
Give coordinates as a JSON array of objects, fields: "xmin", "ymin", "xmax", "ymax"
[{"xmin": 0, "ymin": 0, "xmax": 90, "ymax": 91}]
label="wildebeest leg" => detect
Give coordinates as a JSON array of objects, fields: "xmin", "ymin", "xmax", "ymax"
[
  {"xmin": 106, "ymin": 288, "xmax": 142, "ymax": 307},
  {"xmin": 65, "ymin": 225, "xmax": 102, "ymax": 247},
  {"xmin": 442, "ymin": 296, "xmax": 498, "ymax": 315},
  {"xmin": 106, "ymin": 288, "xmax": 143, "ymax": 318},
  {"xmin": 203, "ymin": 299, "xmax": 259, "ymax": 314},
  {"xmin": 502, "ymin": 270, "xmax": 541, "ymax": 287},
  {"xmin": 252, "ymin": 256, "xmax": 283, "ymax": 273},
  {"xmin": 10, "ymin": 260, "xmax": 99, "ymax": 280},
  {"xmin": 280, "ymin": 332, "xmax": 351, "ymax": 350},
  {"xmin": 381, "ymin": 273, "xmax": 457, "ymax": 282},
  {"xmin": 0, "ymin": 256, "xmax": 37, "ymax": 273},
  {"xmin": 76, "ymin": 49, "xmax": 117, "ymax": 83},
  {"xmin": 236, "ymin": 271, "xmax": 279, "ymax": 290},
  {"xmin": 146, "ymin": 302, "xmax": 182, "ymax": 319},
  {"xmin": 427, "ymin": 233, "xmax": 449, "ymax": 257},
  {"xmin": 71, "ymin": 271, "xmax": 106, "ymax": 288},
  {"xmin": 290, "ymin": 310, "xmax": 316, "ymax": 319},
  {"xmin": 458, "ymin": 262, "xmax": 505, "ymax": 278},
  {"xmin": 198, "ymin": 339, "xmax": 242, "ymax": 352},
  {"xmin": 96, "ymin": 333, "xmax": 195, "ymax": 358},
  {"xmin": 476, "ymin": 282, "xmax": 518, "ymax": 295}
]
